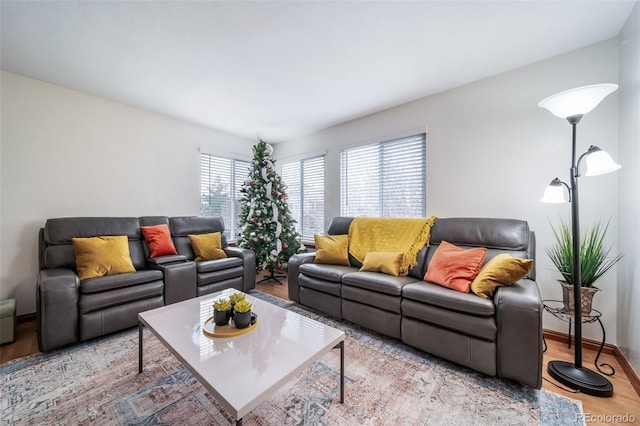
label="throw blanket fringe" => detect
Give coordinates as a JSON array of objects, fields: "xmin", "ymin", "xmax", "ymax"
[{"xmin": 349, "ymin": 216, "xmax": 437, "ymax": 275}]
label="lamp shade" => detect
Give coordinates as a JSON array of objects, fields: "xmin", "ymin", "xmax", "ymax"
[
  {"xmin": 538, "ymin": 84, "xmax": 618, "ymax": 119},
  {"xmin": 585, "ymin": 148, "xmax": 621, "ymax": 176},
  {"xmin": 540, "ymin": 178, "xmax": 569, "ymax": 203}
]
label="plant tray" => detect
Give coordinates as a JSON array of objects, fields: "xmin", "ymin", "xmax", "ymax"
[{"xmin": 202, "ymin": 316, "xmax": 258, "ymax": 338}]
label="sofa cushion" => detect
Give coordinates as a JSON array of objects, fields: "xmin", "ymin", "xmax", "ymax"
[
  {"xmin": 401, "ymin": 299, "xmax": 497, "ymax": 342},
  {"xmin": 197, "ymin": 266, "xmax": 244, "ymax": 285},
  {"xmin": 314, "ymin": 234, "xmax": 350, "ymax": 266},
  {"xmin": 342, "ymin": 271, "xmax": 419, "ymax": 296},
  {"xmin": 359, "ymin": 252, "xmax": 403, "ymax": 276},
  {"xmin": 299, "ymin": 263, "xmax": 357, "ymax": 283},
  {"xmin": 196, "ymin": 257, "xmax": 243, "ymax": 273},
  {"xmin": 188, "ymin": 232, "xmax": 227, "ymax": 262},
  {"xmin": 471, "ymin": 253, "xmax": 533, "ymax": 299},
  {"xmin": 299, "ymin": 275, "xmax": 342, "ymax": 297},
  {"xmin": 342, "ymin": 285, "xmax": 402, "ymax": 314},
  {"xmin": 141, "ymin": 224, "xmax": 178, "ymax": 258},
  {"xmin": 424, "ymin": 241, "xmax": 487, "ymax": 293},
  {"xmin": 72, "ymin": 236, "xmax": 136, "ymax": 280},
  {"xmin": 402, "ymin": 281, "xmax": 495, "ymax": 317},
  {"xmin": 79, "ymin": 281, "xmax": 164, "ymax": 314},
  {"xmin": 79, "ymin": 270, "xmax": 164, "ymax": 294}
]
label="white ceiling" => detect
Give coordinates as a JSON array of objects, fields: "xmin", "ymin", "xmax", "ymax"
[{"xmin": 1, "ymin": 1, "xmax": 636, "ymax": 142}]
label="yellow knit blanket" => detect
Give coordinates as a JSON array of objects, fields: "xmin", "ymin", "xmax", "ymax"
[{"xmin": 348, "ymin": 216, "xmax": 437, "ymax": 275}]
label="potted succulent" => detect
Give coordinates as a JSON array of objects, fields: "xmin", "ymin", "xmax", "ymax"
[
  {"xmin": 546, "ymin": 219, "xmax": 622, "ymax": 315},
  {"xmin": 228, "ymin": 293, "xmax": 246, "ymax": 320},
  {"xmin": 233, "ymin": 299, "xmax": 253, "ymax": 329},
  {"xmin": 212, "ymin": 297, "xmax": 232, "ymax": 326}
]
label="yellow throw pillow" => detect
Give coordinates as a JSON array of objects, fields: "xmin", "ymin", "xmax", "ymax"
[
  {"xmin": 314, "ymin": 234, "xmax": 350, "ymax": 266},
  {"xmin": 470, "ymin": 253, "xmax": 534, "ymax": 299},
  {"xmin": 72, "ymin": 235, "xmax": 136, "ymax": 280},
  {"xmin": 359, "ymin": 252, "xmax": 404, "ymax": 276},
  {"xmin": 188, "ymin": 232, "xmax": 227, "ymax": 262}
]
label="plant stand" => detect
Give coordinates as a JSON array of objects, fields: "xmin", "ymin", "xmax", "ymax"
[{"xmin": 542, "ymin": 300, "xmax": 615, "ymax": 377}]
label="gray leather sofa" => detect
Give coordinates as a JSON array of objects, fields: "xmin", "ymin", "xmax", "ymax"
[
  {"xmin": 288, "ymin": 217, "xmax": 543, "ymax": 388},
  {"xmin": 37, "ymin": 216, "xmax": 256, "ymax": 352}
]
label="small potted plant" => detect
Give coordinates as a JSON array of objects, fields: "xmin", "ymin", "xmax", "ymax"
[
  {"xmin": 212, "ymin": 298, "xmax": 231, "ymax": 326},
  {"xmin": 228, "ymin": 293, "xmax": 246, "ymax": 320},
  {"xmin": 229, "ymin": 292, "xmax": 245, "ymax": 307},
  {"xmin": 546, "ymin": 218, "xmax": 622, "ymax": 314},
  {"xmin": 233, "ymin": 299, "xmax": 253, "ymax": 329}
]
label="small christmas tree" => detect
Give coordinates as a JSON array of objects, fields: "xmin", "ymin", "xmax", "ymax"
[{"xmin": 238, "ymin": 140, "xmax": 305, "ymax": 281}]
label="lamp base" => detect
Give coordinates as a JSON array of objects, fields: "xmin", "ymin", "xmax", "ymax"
[{"xmin": 548, "ymin": 360, "xmax": 613, "ymax": 397}]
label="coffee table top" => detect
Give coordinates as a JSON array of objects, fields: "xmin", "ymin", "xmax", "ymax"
[{"xmin": 138, "ymin": 289, "xmax": 345, "ymax": 421}]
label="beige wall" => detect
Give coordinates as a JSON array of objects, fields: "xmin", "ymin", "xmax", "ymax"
[
  {"xmin": 617, "ymin": 1, "xmax": 640, "ymax": 375},
  {"xmin": 0, "ymin": 71, "xmax": 255, "ymax": 315},
  {"xmin": 275, "ymin": 39, "xmax": 621, "ymax": 343}
]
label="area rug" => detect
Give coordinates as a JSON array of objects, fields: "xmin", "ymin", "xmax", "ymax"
[{"xmin": 1, "ymin": 291, "xmax": 583, "ymax": 425}]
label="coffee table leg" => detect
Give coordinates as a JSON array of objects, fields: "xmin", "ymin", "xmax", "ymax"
[
  {"xmin": 236, "ymin": 418, "xmax": 242, "ymax": 425},
  {"xmin": 138, "ymin": 322, "xmax": 143, "ymax": 374},
  {"xmin": 338, "ymin": 340, "xmax": 345, "ymax": 403}
]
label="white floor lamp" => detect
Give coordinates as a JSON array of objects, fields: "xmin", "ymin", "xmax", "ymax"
[{"xmin": 539, "ymin": 83, "xmax": 620, "ymax": 397}]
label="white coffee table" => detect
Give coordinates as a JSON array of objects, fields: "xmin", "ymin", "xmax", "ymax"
[{"xmin": 138, "ymin": 289, "xmax": 345, "ymax": 425}]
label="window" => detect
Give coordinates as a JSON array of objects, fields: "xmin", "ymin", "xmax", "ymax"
[
  {"xmin": 281, "ymin": 156, "xmax": 325, "ymax": 240},
  {"xmin": 200, "ymin": 154, "xmax": 250, "ymax": 239},
  {"xmin": 340, "ymin": 134, "xmax": 426, "ymax": 217}
]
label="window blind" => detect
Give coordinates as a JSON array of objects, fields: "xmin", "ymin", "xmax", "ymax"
[
  {"xmin": 200, "ymin": 154, "xmax": 250, "ymax": 239},
  {"xmin": 281, "ymin": 156, "xmax": 325, "ymax": 240},
  {"xmin": 340, "ymin": 134, "xmax": 426, "ymax": 217}
]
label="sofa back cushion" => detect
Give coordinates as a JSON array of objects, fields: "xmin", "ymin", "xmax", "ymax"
[
  {"xmin": 169, "ymin": 216, "xmax": 228, "ymax": 261},
  {"xmin": 426, "ymin": 218, "xmax": 535, "ymax": 279},
  {"xmin": 42, "ymin": 217, "xmax": 145, "ymax": 271}
]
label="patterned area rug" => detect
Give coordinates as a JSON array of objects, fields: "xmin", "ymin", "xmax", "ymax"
[{"xmin": 2, "ymin": 292, "xmax": 583, "ymax": 425}]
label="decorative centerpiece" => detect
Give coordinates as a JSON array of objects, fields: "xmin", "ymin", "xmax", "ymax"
[
  {"xmin": 212, "ymin": 297, "xmax": 232, "ymax": 326},
  {"xmin": 233, "ymin": 299, "xmax": 253, "ymax": 329}
]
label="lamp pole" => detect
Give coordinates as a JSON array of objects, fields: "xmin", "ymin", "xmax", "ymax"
[{"xmin": 568, "ymin": 114, "xmax": 583, "ymax": 369}]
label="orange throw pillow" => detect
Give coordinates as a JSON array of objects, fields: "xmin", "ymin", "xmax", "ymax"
[
  {"xmin": 424, "ymin": 241, "xmax": 487, "ymax": 293},
  {"xmin": 141, "ymin": 224, "xmax": 178, "ymax": 258}
]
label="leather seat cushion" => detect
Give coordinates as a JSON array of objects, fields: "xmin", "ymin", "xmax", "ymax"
[
  {"xmin": 342, "ymin": 271, "xmax": 419, "ymax": 296},
  {"xmin": 402, "ymin": 299, "xmax": 497, "ymax": 341},
  {"xmin": 197, "ymin": 266, "xmax": 244, "ymax": 285},
  {"xmin": 80, "ymin": 270, "xmax": 164, "ymax": 294},
  {"xmin": 79, "ymin": 281, "xmax": 164, "ymax": 314},
  {"xmin": 299, "ymin": 275, "xmax": 341, "ymax": 296},
  {"xmin": 342, "ymin": 285, "xmax": 402, "ymax": 314},
  {"xmin": 196, "ymin": 257, "xmax": 243, "ymax": 273},
  {"xmin": 299, "ymin": 263, "xmax": 358, "ymax": 283},
  {"xmin": 402, "ymin": 282, "xmax": 495, "ymax": 317}
]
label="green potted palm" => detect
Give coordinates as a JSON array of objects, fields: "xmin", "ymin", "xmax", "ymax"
[{"xmin": 546, "ymin": 219, "xmax": 622, "ymax": 315}]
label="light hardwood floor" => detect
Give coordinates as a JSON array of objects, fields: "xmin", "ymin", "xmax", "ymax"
[{"xmin": 2, "ymin": 271, "xmax": 639, "ymax": 425}]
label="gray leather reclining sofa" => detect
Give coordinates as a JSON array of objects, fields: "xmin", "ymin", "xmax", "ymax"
[
  {"xmin": 288, "ymin": 217, "xmax": 543, "ymax": 388},
  {"xmin": 36, "ymin": 216, "xmax": 256, "ymax": 352}
]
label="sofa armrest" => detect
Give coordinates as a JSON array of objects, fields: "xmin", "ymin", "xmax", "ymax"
[
  {"xmin": 146, "ymin": 254, "xmax": 188, "ymax": 266},
  {"xmin": 494, "ymin": 278, "xmax": 543, "ymax": 388},
  {"xmin": 287, "ymin": 252, "xmax": 316, "ymax": 302},
  {"xmin": 147, "ymin": 261, "xmax": 197, "ymax": 304},
  {"xmin": 225, "ymin": 247, "xmax": 256, "ymax": 292},
  {"xmin": 36, "ymin": 268, "xmax": 80, "ymax": 352}
]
